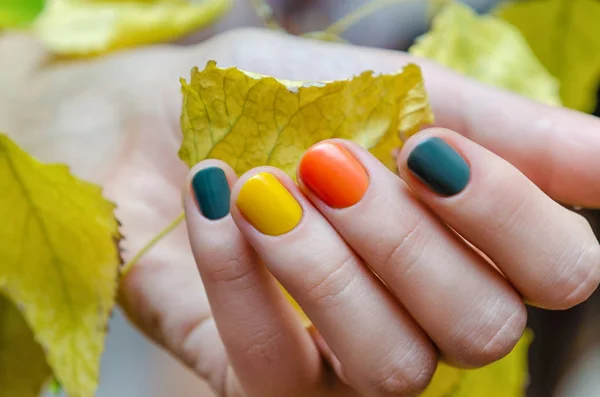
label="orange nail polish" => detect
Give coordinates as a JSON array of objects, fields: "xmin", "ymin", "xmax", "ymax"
[{"xmin": 299, "ymin": 142, "xmax": 368, "ymax": 208}]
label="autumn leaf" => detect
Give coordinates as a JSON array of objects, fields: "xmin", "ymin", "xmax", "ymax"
[
  {"xmin": 179, "ymin": 60, "xmax": 432, "ymax": 327},
  {"xmin": 0, "ymin": 294, "xmax": 51, "ymax": 397},
  {"xmin": 420, "ymin": 330, "xmax": 531, "ymax": 397},
  {"xmin": 0, "ymin": 0, "xmax": 44, "ymax": 27},
  {"xmin": 452, "ymin": 330, "xmax": 532, "ymax": 396},
  {"xmin": 0, "ymin": 134, "xmax": 121, "ymax": 396},
  {"xmin": 33, "ymin": 0, "xmax": 232, "ymax": 55},
  {"xmin": 497, "ymin": 0, "xmax": 600, "ymax": 112},
  {"xmin": 410, "ymin": 2, "xmax": 561, "ymax": 107},
  {"xmin": 420, "ymin": 362, "xmax": 462, "ymax": 397},
  {"xmin": 179, "ymin": 60, "xmax": 434, "ymax": 175}
]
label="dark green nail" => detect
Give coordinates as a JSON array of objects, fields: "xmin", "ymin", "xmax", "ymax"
[
  {"xmin": 407, "ymin": 137, "xmax": 470, "ymax": 197},
  {"xmin": 191, "ymin": 167, "xmax": 231, "ymax": 220}
]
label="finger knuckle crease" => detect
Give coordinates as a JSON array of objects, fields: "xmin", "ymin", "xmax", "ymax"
[
  {"xmin": 243, "ymin": 328, "xmax": 285, "ymax": 364},
  {"xmin": 380, "ymin": 217, "xmax": 427, "ymax": 275},
  {"xmin": 304, "ymin": 254, "xmax": 359, "ymax": 308},
  {"xmin": 206, "ymin": 251, "xmax": 256, "ymax": 289},
  {"xmin": 485, "ymin": 193, "xmax": 529, "ymax": 239},
  {"xmin": 454, "ymin": 299, "xmax": 525, "ymax": 365},
  {"xmin": 551, "ymin": 244, "xmax": 600, "ymax": 308},
  {"xmin": 369, "ymin": 345, "xmax": 435, "ymax": 396}
]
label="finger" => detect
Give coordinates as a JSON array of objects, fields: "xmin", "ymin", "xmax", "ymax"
[
  {"xmin": 427, "ymin": 71, "xmax": 600, "ymax": 208},
  {"xmin": 297, "ymin": 140, "xmax": 526, "ymax": 367},
  {"xmin": 397, "ymin": 128, "xmax": 600, "ymax": 310},
  {"xmin": 230, "ymin": 168, "xmax": 437, "ymax": 397},
  {"xmin": 207, "ymin": 29, "xmax": 600, "ymax": 206},
  {"xmin": 184, "ymin": 160, "xmax": 321, "ymax": 397}
]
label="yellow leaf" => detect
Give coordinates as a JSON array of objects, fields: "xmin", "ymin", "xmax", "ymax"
[
  {"xmin": 0, "ymin": 134, "xmax": 121, "ymax": 396},
  {"xmin": 410, "ymin": 2, "xmax": 561, "ymax": 107},
  {"xmin": 452, "ymin": 330, "xmax": 532, "ymax": 396},
  {"xmin": 34, "ymin": 0, "xmax": 232, "ymax": 55},
  {"xmin": 179, "ymin": 60, "xmax": 434, "ymax": 176},
  {"xmin": 421, "ymin": 331, "xmax": 531, "ymax": 397},
  {"xmin": 497, "ymin": 0, "xmax": 600, "ymax": 112},
  {"xmin": 420, "ymin": 362, "xmax": 462, "ymax": 397},
  {"xmin": 0, "ymin": 294, "xmax": 51, "ymax": 397}
]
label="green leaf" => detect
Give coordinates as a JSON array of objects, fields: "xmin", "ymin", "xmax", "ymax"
[
  {"xmin": 0, "ymin": 0, "xmax": 45, "ymax": 27},
  {"xmin": 497, "ymin": 0, "xmax": 600, "ymax": 112},
  {"xmin": 48, "ymin": 376, "xmax": 62, "ymax": 395},
  {"xmin": 410, "ymin": 1, "xmax": 561, "ymax": 107},
  {"xmin": 0, "ymin": 294, "xmax": 51, "ymax": 397},
  {"xmin": 0, "ymin": 133, "xmax": 122, "ymax": 396}
]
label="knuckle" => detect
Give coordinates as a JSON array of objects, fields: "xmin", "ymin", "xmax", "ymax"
[
  {"xmin": 242, "ymin": 327, "xmax": 285, "ymax": 363},
  {"xmin": 483, "ymin": 191, "xmax": 529, "ymax": 240},
  {"xmin": 367, "ymin": 345, "xmax": 436, "ymax": 397},
  {"xmin": 546, "ymin": 243, "xmax": 600, "ymax": 309},
  {"xmin": 203, "ymin": 246, "xmax": 256, "ymax": 290},
  {"xmin": 302, "ymin": 253, "xmax": 359, "ymax": 308},
  {"xmin": 377, "ymin": 216, "xmax": 428, "ymax": 276},
  {"xmin": 454, "ymin": 298, "xmax": 527, "ymax": 366}
]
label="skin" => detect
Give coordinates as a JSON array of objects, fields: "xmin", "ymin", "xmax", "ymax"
[{"xmin": 1, "ymin": 28, "xmax": 600, "ymax": 396}]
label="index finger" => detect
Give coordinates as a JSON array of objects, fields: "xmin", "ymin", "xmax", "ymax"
[{"xmin": 426, "ymin": 67, "xmax": 600, "ymax": 209}]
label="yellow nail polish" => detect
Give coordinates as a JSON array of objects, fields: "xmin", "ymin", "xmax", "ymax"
[{"xmin": 237, "ymin": 172, "xmax": 303, "ymax": 236}]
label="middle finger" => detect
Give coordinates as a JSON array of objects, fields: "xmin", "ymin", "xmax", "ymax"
[{"xmin": 297, "ymin": 140, "xmax": 527, "ymax": 368}]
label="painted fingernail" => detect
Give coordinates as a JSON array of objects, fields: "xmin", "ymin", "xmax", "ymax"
[
  {"xmin": 191, "ymin": 167, "xmax": 231, "ymax": 220},
  {"xmin": 299, "ymin": 142, "xmax": 369, "ymax": 208},
  {"xmin": 407, "ymin": 137, "xmax": 470, "ymax": 196},
  {"xmin": 236, "ymin": 172, "xmax": 303, "ymax": 236}
]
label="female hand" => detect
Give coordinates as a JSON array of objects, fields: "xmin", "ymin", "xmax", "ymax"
[
  {"xmin": 183, "ymin": 126, "xmax": 599, "ymax": 396},
  {"xmin": 2, "ymin": 27, "xmax": 600, "ymax": 396}
]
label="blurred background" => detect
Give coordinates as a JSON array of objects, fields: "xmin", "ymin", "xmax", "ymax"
[{"xmin": 1, "ymin": 0, "xmax": 598, "ymax": 396}]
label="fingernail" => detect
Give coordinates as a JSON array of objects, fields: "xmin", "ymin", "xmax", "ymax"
[
  {"xmin": 407, "ymin": 137, "xmax": 470, "ymax": 196},
  {"xmin": 299, "ymin": 142, "xmax": 368, "ymax": 208},
  {"xmin": 236, "ymin": 172, "xmax": 303, "ymax": 236},
  {"xmin": 191, "ymin": 167, "xmax": 231, "ymax": 220}
]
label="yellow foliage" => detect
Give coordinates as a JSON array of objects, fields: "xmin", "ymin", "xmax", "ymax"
[
  {"xmin": 410, "ymin": 2, "xmax": 561, "ymax": 106},
  {"xmin": 0, "ymin": 134, "xmax": 121, "ymax": 396},
  {"xmin": 453, "ymin": 330, "xmax": 532, "ymax": 396},
  {"xmin": 34, "ymin": 0, "xmax": 232, "ymax": 55},
  {"xmin": 0, "ymin": 294, "xmax": 51, "ymax": 397},
  {"xmin": 498, "ymin": 0, "xmax": 600, "ymax": 112},
  {"xmin": 179, "ymin": 60, "xmax": 434, "ymax": 175},
  {"xmin": 423, "ymin": 331, "xmax": 531, "ymax": 397}
]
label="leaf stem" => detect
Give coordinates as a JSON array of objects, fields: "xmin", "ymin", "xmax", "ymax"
[
  {"xmin": 324, "ymin": 0, "xmax": 421, "ymax": 37},
  {"xmin": 121, "ymin": 212, "xmax": 185, "ymax": 275},
  {"xmin": 248, "ymin": 0, "xmax": 284, "ymax": 31}
]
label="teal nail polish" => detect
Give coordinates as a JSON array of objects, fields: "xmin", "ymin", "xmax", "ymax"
[
  {"xmin": 191, "ymin": 167, "xmax": 230, "ymax": 220},
  {"xmin": 407, "ymin": 137, "xmax": 470, "ymax": 196}
]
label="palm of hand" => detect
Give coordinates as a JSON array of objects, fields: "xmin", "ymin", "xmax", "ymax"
[{"xmin": 0, "ymin": 29, "xmax": 381, "ymax": 395}]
